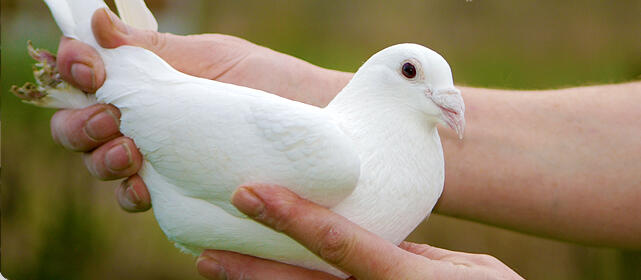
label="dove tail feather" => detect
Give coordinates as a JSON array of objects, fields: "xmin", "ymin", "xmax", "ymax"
[
  {"xmin": 27, "ymin": 0, "xmax": 108, "ymax": 109},
  {"xmin": 10, "ymin": 42, "xmax": 98, "ymax": 109},
  {"xmin": 43, "ymin": 0, "xmax": 108, "ymax": 48},
  {"xmin": 21, "ymin": 0, "xmax": 161, "ymax": 109},
  {"xmin": 10, "ymin": 0, "xmax": 108, "ymax": 109}
]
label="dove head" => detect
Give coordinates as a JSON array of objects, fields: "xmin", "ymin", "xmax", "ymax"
[{"xmin": 347, "ymin": 43, "xmax": 465, "ymax": 139}]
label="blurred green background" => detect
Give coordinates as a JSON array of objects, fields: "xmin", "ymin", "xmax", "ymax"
[{"xmin": 2, "ymin": 0, "xmax": 640, "ymax": 279}]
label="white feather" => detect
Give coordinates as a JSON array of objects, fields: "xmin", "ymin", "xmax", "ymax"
[
  {"xmin": 43, "ymin": 0, "xmax": 107, "ymax": 48},
  {"xmin": 114, "ymin": 0, "xmax": 158, "ymax": 31}
]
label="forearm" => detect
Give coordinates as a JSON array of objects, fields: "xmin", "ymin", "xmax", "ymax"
[{"xmin": 435, "ymin": 82, "xmax": 641, "ymax": 249}]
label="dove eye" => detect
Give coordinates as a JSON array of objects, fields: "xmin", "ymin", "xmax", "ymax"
[{"xmin": 401, "ymin": 62, "xmax": 417, "ymax": 79}]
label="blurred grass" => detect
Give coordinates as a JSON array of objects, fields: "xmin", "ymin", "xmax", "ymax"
[{"xmin": 2, "ymin": 0, "xmax": 640, "ymax": 279}]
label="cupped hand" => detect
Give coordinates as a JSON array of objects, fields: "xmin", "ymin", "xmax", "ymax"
[
  {"xmin": 195, "ymin": 185, "xmax": 523, "ymax": 280},
  {"xmin": 51, "ymin": 8, "xmax": 350, "ymax": 212}
]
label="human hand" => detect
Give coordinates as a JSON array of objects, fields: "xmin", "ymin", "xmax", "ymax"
[
  {"xmin": 195, "ymin": 185, "xmax": 524, "ymax": 280},
  {"xmin": 50, "ymin": 8, "xmax": 351, "ymax": 212}
]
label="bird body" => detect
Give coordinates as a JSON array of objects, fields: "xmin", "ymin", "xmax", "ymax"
[{"xmin": 19, "ymin": 0, "xmax": 466, "ymax": 276}]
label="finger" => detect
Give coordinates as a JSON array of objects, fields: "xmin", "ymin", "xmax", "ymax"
[
  {"xmin": 92, "ymin": 8, "xmax": 172, "ymax": 59},
  {"xmin": 50, "ymin": 104, "xmax": 121, "ymax": 152},
  {"xmin": 91, "ymin": 8, "xmax": 249, "ymax": 79},
  {"xmin": 82, "ymin": 136, "xmax": 142, "ymax": 180},
  {"xmin": 231, "ymin": 185, "xmax": 423, "ymax": 280},
  {"xmin": 116, "ymin": 174, "xmax": 151, "ymax": 212},
  {"xmin": 196, "ymin": 250, "xmax": 340, "ymax": 280},
  {"xmin": 57, "ymin": 37, "xmax": 106, "ymax": 93}
]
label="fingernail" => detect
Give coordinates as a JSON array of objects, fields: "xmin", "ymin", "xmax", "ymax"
[
  {"xmin": 118, "ymin": 179, "xmax": 150, "ymax": 212},
  {"xmin": 125, "ymin": 183, "xmax": 142, "ymax": 206},
  {"xmin": 71, "ymin": 63, "xmax": 96, "ymax": 91},
  {"xmin": 104, "ymin": 8, "xmax": 129, "ymax": 35},
  {"xmin": 197, "ymin": 255, "xmax": 227, "ymax": 280},
  {"xmin": 118, "ymin": 180, "xmax": 139, "ymax": 210},
  {"xmin": 105, "ymin": 143, "xmax": 132, "ymax": 172},
  {"xmin": 84, "ymin": 109, "xmax": 120, "ymax": 141},
  {"xmin": 232, "ymin": 187, "xmax": 265, "ymax": 217}
]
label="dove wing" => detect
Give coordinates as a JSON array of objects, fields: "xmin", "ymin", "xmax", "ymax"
[{"xmin": 98, "ymin": 47, "xmax": 361, "ymax": 216}]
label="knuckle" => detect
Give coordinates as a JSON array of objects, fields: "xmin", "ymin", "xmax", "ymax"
[
  {"xmin": 89, "ymin": 155, "xmax": 113, "ymax": 180},
  {"xmin": 400, "ymin": 241, "xmax": 416, "ymax": 251},
  {"xmin": 474, "ymin": 253, "xmax": 499, "ymax": 265},
  {"xmin": 52, "ymin": 105, "xmax": 110, "ymax": 151},
  {"xmin": 82, "ymin": 152, "xmax": 103, "ymax": 179},
  {"xmin": 407, "ymin": 243, "xmax": 430, "ymax": 255},
  {"xmin": 203, "ymin": 33, "xmax": 250, "ymax": 44},
  {"xmin": 56, "ymin": 44, "xmax": 72, "ymax": 73},
  {"xmin": 56, "ymin": 38, "xmax": 79, "ymax": 69},
  {"xmin": 146, "ymin": 31, "xmax": 168, "ymax": 52},
  {"xmin": 50, "ymin": 110, "xmax": 87, "ymax": 151},
  {"xmin": 266, "ymin": 201, "xmax": 299, "ymax": 233},
  {"xmin": 50, "ymin": 111, "xmax": 66, "ymax": 145},
  {"xmin": 316, "ymin": 223, "xmax": 354, "ymax": 265}
]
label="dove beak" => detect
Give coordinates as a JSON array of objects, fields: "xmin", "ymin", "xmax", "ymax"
[{"xmin": 430, "ymin": 87, "xmax": 466, "ymax": 140}]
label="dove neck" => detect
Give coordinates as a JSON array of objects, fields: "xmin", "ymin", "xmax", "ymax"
[{"xmin": 326, "ymin": 81, "xmax": 445, "ymax": 244}]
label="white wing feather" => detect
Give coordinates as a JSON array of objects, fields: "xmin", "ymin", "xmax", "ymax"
[
  {"xmin": 43, "ymin": 0, "xmax": 158, "ymax": 44},
  {"xmin": 114, "ymin": 0, "xmax": 158, "ymax": 31},
  {"xmin": 43, "ymin": 0, "xmax": 107, "ymax": 48}
]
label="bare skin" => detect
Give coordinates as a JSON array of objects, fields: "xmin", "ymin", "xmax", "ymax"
[
  {"xmin": 50, "ymin": 8, "xmax": 640, "ymax": 279},
  {"xmin": 437, "ymin": 84, "xmax": 641, "ymax": 249}
]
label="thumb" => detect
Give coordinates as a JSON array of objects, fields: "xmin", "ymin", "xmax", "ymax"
[
  {"xmin": 92, "ymin": 8, "xmax": 169, "ymax": 55},
  {"xmin": 89, "ymin": 8, "xmax": 235, "ymax": 80},
  {"xmin": 231, "ymin": 185, "xmax": 427, "ymax": 280}
]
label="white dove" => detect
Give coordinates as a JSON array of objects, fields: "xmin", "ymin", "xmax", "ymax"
[{"xmin": 13, "ymin": 0, "xmax": 465, "ymax": 276}]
